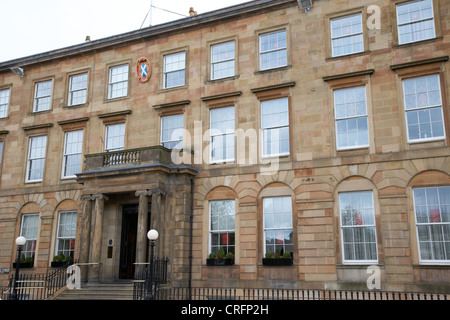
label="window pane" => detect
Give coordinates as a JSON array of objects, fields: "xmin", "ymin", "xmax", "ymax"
[
  {"xmin": 27, "ymin": 136, "xmax": 47, "ymax": 181},
  {"xmin": 211, "ymin": 41, "xmax": 235, "ymax": 80},
  {"xmin": 108, "ymin": 65, "xmax": 129, "ymax": 99},
  {"xmin": 0, "ymin": 88, "xmax": 10, "ymax": 118},
  {"xmin": 331, "ymin": 13, "xmax": 363, "ymax": 57},
  {"xmin": 105, "ymin": 123, "xmax": 125, "ymax": 152},
  {"xmin": 263, "ymin": 196, "xmax": 293, "ymax": 255},
  {"xmin": 210, "ymin": 200, "xmax": 235, "ymax": 254},
  {"xmin": 164, "ymin": 52, "xmax": 186, "ymax": 88},
  {"xmin": 161, "ymin": 114, "xmax": 184, "ymax": 149},
  {"xmin": 396, "ymin": 0, "xmax": 435, "ymax": 44},
  {"xmin": 259, "ymin": 30, "xmax": 287, "ymax": 70}
]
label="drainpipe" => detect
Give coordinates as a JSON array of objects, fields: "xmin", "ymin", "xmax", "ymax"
[{"xmin": 189, "ymin": 178, "xmax": 194, "ymax": 300}]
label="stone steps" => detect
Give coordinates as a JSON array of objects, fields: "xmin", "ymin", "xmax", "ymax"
[{"xmin": 54, "ymin": 283, "xmax": 134, "ymax": 300}]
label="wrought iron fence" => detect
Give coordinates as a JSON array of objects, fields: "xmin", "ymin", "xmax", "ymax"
[
  {"xmin": 1, "ymin": 263, "xmax": 71, "ymax": 300},
  {"xmin": 153, "ymin": 287, "xmax": 448, "ymax": 301},
  {"xmin": 133, "ymin": 257, "xmax": 169, "ymax": 300}
]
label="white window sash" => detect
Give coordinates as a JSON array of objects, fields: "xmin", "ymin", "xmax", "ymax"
[
  {"xmin": 108, "ymin": 65, "xmax": 129, "ymax": 99},
  {"xmin": 161, "ymin": 114, "xmax": 184, "ymax": 149},
  {"xmin": 396, "ymin": 0, "xmax": 435, "ymax": 44},
  {"xmin": 211, "ymin": 41, "xmax": 235, "ymax": 80},
  {"xmin": 26, "ymin": 135, "xmax": 47, "ymax": 182},
  {"xmin": 105, "ymin": 123, "xmax": 125, "ymax": 152},
  {"xmin": 33, "ymin": 80, "xmax": 52, "ymax": 112},
  {"xmin": 68, "ymin": 73, "xmax": 88, "ymax": 106},
  {"xmin": 0, "ymin": 88, "xmax": 10, "ymax": 118},
  {"xmin": 163, "ymin": 52, "xmax": 186, "ymax": 89},
  {"xmin": 259, "ymin": 30, "xmax": 287, "ymax": 70},
  {"xmin": 330, "ymin": 13, "xmax": 363, "ymax": 57},
  {"xmin": 209, "ymin": 200, "xmax": 236, "ymax": 254},
  {"xmin": 62, "ymin": 130, "xmax": 83, "ymax": 178}
]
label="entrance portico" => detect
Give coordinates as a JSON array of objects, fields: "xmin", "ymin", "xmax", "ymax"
[{"xmin": 75, "ymin": 146, "xmax": 197, "ymax": 283}]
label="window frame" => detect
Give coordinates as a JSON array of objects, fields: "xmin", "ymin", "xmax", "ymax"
[
  {"xmin": 210, "ymin": 106, "xmax": 235, "ymax": 164},
  {"xmin": 0, "ymin": 87, "xmax": 10, "ymax": 118},
  {"xmin": 338, "ymin": 190, "xmax": 378, "ymax": 265},
  {"xmin": 107, "ymin": 64, "xmax": 129, "ymax": 100},
  {"xmin": 210, "ymin": 40, "xmax": 235, "ymax": 81},
  {"xmin": 330, "ymin": 12, "xmax": 364, "ymax": 58},
  {"xmin": 62, "ymin": 129, "xmax": 83, "ymax": 179},
  {"xmin": 68, "ymin": 72, "xmax": 88, "ymax": 106},
  {"xmin": 26, "ymin": 135, "xmax": 47, "ymax": 183},
  {"xmin": 160, "ymin": 113, "xmax": 184, "ymax": 149},
  {"xmin": 334, "ymin": 85, "xmax": 370, "ymax": 150},
  {"xmin": 20, "ymin": 213, "xmax": 39, "ymax": 260},
  {"xmin": 33, "ymin": 79, "xmax": 53, "ymax": 112},
  {"xmin": 260, "ymin": 96, "xmax": 290, "ymax": 158},
  {"xmin": 412, "ymin": 186, "xmax": 450, "ymax": 264},
  {"xmin": 163, "ymin": 51, "xmax": 187, "ymax": 89},
  {"xmin": 104, "ymin": 123, "xmax": 125, "ymax": 152},
  {"xmin": 262, "ymin": 196, "xmax": 293, "ymax": 257},
  {"xmin": 209, "ymin": 199, "xmax": 236, "ymax": 256},
  {"xmin": 55, "ymin": 210, "xmax": 77, "ymax": 259},
  {"xmin": 395, "ymin": 0, "xmax": 436, "ymax": 45},
  {"xmin": 402, "ymin": 73, "xmax": 445, "ymax": 143},
  {"xmin": 258, "ymin": 29, "xmax": 288, "ymax": 71}
]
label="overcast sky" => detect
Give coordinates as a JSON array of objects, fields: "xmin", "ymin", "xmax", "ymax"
[{"xmin": 0, "ymin": 0, "xmax": 251, "ymax": 63}]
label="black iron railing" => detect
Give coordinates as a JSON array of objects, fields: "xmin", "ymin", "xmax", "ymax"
[
  {"xmin": 1, "ymin": 262, "xmax": 71, "ymax": 300},
  {"xmin": 152, "ymin": 287, "xmax": 448, "ymax": 301},
  {"xmin": 133, "ymin": 258, "xmax": 169, "ymax": 300}
]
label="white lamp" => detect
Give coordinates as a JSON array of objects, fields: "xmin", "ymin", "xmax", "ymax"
[
  {"xmin": 147, "ymin": 229, "xmax": 159, "ymax": 241},
  {"xmin": 16, "ymin": 236, "xmax": 26, "ymax": 246}
]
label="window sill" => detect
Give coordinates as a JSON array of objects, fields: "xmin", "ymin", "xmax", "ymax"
[
  {"xmin": 393, "ymin": 36, "xmax": 443, "ymax": 49},
  {"xmin": 104, "ymin": 95, "xmax": 130, "ymax": 103},
  {"xmin": 254, "ymin": 65, "xmax": 291, "ymax": 75},
  {"xmin": 326, "ymin": 50, "xmax": 368, "ymax": 61},
  {"xmin": 205, "ymin": 75, "xmax": 239, "ymax": 84},
  {"xmin": 158, "ymin": 84, "xmax": 188, "ymax": 94}
]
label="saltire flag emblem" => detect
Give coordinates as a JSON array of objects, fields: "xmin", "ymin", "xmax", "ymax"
[{"xmin": 137, "ymin": 57, "xmax": 151, "ymax": 83}]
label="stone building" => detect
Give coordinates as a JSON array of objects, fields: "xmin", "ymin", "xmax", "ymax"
[{"xmin": 0, "ymin": 0, "xmax": 449, "ymax": 294}]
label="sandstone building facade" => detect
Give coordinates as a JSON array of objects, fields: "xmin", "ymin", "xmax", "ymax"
[{"xmin": 0, "ymin": 0, "xmax": 449, "ymax": 294}]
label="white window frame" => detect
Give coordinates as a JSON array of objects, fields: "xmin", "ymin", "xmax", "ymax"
[
  {"xmin": 26, "ymin": 135, "xmax": 47, "ymax": 183},
  {"xmin": 105, "ymin": 123, "xmax": 125, "ymax": 152},
  {"xmin": 108, "ymin": 64, "xmax": 129, "ymax": 99},
  {"xmin": 210, "ymin": 106, "xmax": 235, "ymax": 164},
  {"xmin": 261, "ymin": 97, "xmax": 290, "ymax": 157},
  {"xmin": 62, "ymin": 130, "xmax": 83, "ymax": 179},
  {"xmin": 163, "ymin": 51, "xmax": 186, "ymax": 89},
  {"xmin": 330, "ymin": 13, "xmax": 364, "ymax": 57},
  {"xmin": 33, "ymin": 80, "xmax": 52, "ymax": 112},
  {"xmin": 20, "ymin": 213, "xmax": 39, "ymax": 259},
  {"xmin": 211, "ymin": 41, "xmax": 235, "ymax": 80},
  {"xmin": 209, "ymin": 200, "xmax": 236, "ymax": 255},
  {"xmin": 263, "ymin": 196, "xmax": 293, "ymax": 256},
  {"xmin": 339, "ymin": 191, "xmax": 378, "ymax": 264},
  {"xmin": 396, "ymin": 0, "xmax": 435, "ymax": 45},
  {"xmin": 334, "ymin": 86, "xmax": 369, "ymax": 150},
  {"xmin": 259, "ymin": 29, "xmax": 287, "ymax": 71},
  {"xmin": 160, "ymin": 114, "xmax": 184, "ymax": 149},
  {"xmin": 55, "ymin": 211, "xmax": 77, "ymax": 258},
  {"xmin": 0, "ymin": 141, "xmax": 3, "ymax": 169},
  {"xmin": 402, "ymin": 74, "xmax": 445, "ymax": 143},
  {"xmin": 0, "ymin": 87, "xmax": 10, "ymax": 118},
  {"xmin": 68, "ymin": 73, "xmax": 88, "ymax": 106},
  {"xmin": 412, "ymin": 186, "xmax": 450, "ymax": 264}
]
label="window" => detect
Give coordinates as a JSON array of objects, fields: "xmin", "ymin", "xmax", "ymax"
[
  {"xmin": 339, "ymin": 191, "xmax": 377, "ymax": 264},
  {"xmin": 413, "ymin": 186, "xmax": 450, "ymax": 263},
  {"xmin": 0, "ymin": 88, "xmax": 10, "ymax": 118},
  {"xmin": 261, "ymin": 97, "xmax": 289, "ymax": 157},
  {"xmin": 330, "ymin": 13, "xmax": 364, "ymax": 57},
  {"xmin": 161, "ymin": 114, "xmax": 184, "ymax": 149},
  {"xmin": 210, "ymin": 106, "xmax": 235, "ymax": 163},
  {"xmin": 56, "ymin": 211, "xmax": 77, "ymax": 259},
  {"xmin": 20, "ymin": 213, "xmax": 39, "ymax": 260},
  {"xmin": 402, "ymin": 74, "xmax": 445, "ymax": 142},
  {"xmin": 259, "ymin": 29, "xmax": 287, "ymax": 70},
  {"xmin": 263, "ymin": 196, "xmax": 293, "ymax": 256},
  {"xmin": 0, "ymin": 141, "xmax": 3, "ymax": 168},
  {"xmin": 334, "ymin": 86, "xmax": 369, "ymax": 150},
  {"xmin": 33, "ymin": 80, "xmax": 52, "ymax": 112},
  {"xmin": 68, "ymin": 73, "xmax": 88, "ymax": 106},
  {"xmin": 163, "ymin": 52, "xmax": 186, "ymax": 89},
  {"xmin": 396, "ymin": 0, "xmax": 435, "ymax": 45},
  {"xmin": 211, "ymin": 41, "xmax": 235, "ymax": 80},
  {"xmin": 108, "ymin": 64, "xmax": 129, "ymax": 99},
  {"xmin": 26, "ymin": 135, "xmax": 47, "ymax": 182},
  {"xmin": 210, "ymin": 200, "xmax": 235, "ymax": 255},
  {"xmin": 105, "ymin": 123, "xmax": 125, "ymax": 152},
  {"xmin": 62, "ymin": 130, "xmax": 83, "ymax": 178}
]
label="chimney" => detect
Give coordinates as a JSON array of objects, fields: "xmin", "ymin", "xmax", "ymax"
[
  {"xmin": 189, "ymin": 7, "xmax": 197, "ymax": 16},
  {"xmin": 85, "ymin": 35, "xmax": 91, "ymax": 42}
]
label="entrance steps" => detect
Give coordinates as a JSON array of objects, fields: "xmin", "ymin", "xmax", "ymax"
[{"xmin": 54, "ymin": 282, "xmax": 134, "ymax": 300}]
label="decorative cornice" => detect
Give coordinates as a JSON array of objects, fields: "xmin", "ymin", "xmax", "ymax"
[
  {"xmin": 390, "ymin": 56, "xmax": 449, "ymax": 71},
  {"xmin": 98, "ymin": 110, "xmax": 132, "ymax": 119},
  {"xmin": 322, "ymin": 69, "xmax": 374, "ymax": 82},
  {"xmin": 22, "ymin": 123, "xmax": 53, "ymax": 131},
  {"xmin": 250, "ymin": 81, "xmax": 296, "ymax": 93},
  {"xmin": 153, "ymin": 100, "xmax": 191, "ymax": 110},
  {"xmin": 201, "ymin": 91, "xmax": 242, "ymax": 101}
]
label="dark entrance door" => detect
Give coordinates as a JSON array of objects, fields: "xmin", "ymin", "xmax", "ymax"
[{"xmin": 119, "ymin": 205, "xmax": 138, "ymax": 279}]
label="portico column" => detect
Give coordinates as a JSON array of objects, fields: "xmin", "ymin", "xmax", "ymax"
[
  {"xmin": 79, "ymin": 195, "xmax": 93, "ymax": 282},
  {"xmin": 135, "ymin": 190, "xmax": 149, "ymax": 275},
  {"xmin": 88, "ymin": 193, "xmax": 108, "ymax": 282},
  {"xmin": 150, "ymin": 189, "xmax": 166, "ymax": 257}
]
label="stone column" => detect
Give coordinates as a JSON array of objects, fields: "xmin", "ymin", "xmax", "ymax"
[
  {"xmin": 88, "ymin": 193, "xmax": 108, "ymax": 282},
  {"xmin": 150, "ymin": 188, "xmax": 166, "ymax": 257},
  {"xmin": 135, "ymin": 190, "xmax": 150, "ymax": 275},
  {"xmin": 79, "ymin": 195, "xmax": 93, "ymax": 282}
]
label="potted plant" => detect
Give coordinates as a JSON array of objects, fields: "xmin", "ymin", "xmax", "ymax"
[
  {"xmin": 262, "ymin": 249, "xmax": 293, "ymax": 266},
  {"xmin": 51, "ymin": 253, "xmax": 73, "ymax": 268},
  {"xmin": 13, "ymin": 254, "xmax": 34, "ymax": 268},
  {"xmin": 206, "ymin": 247, "xmax": 235, "ymax": 266}
]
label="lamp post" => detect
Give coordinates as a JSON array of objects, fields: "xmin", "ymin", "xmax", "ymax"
[
  {"xmin": 10, "ymin": 236, "xmax": 26, "ymax": 300},
  {"xmin": 145, "ymin": 229, "xmax": 158, "ymax": 300}
]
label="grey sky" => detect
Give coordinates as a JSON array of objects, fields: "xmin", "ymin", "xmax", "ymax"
[{"xmin": 0, "ymin": 0, "xmax": 250, "ymax": 63}]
